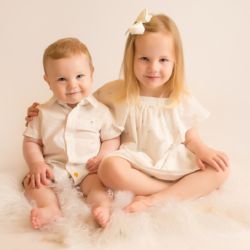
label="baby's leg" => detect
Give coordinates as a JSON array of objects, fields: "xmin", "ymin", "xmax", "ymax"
[
  {"xmin": 125, "ymin": 166, "xmax": 230, "ymax": 212},
  {"xmin": 98, "ymin": 157, "xmax": 171, "ymax": 195},
  {"xmin": 80, "ymin": 174, "xmax": 112, "ymax": 228},
  {"xmin": 23, "ymin": 177, "xmax": 62, "ymax": 229}
]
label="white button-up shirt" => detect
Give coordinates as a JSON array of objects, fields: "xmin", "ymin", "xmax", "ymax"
[{"xmin": 24, "ymin": 95, "xmax": 121, "ymax": 185}]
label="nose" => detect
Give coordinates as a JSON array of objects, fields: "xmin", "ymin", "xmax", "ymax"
[
  {"xmin": 67, "ymin": 79, "xmax": 77, "ymax": 89},
  {"xmin": 148, "ymin": 60, "xmax": 159, "ymax": 73}
]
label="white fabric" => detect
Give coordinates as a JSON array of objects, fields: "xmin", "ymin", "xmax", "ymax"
[
  {"xmin": 109, "ymin": 94, "xmax": 210, "ymax": 181},
  {"xmin": 23, "ymin": 95, "xmax": 121, "ymax": 185}
]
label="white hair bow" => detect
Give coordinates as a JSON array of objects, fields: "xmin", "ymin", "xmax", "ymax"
[{"xmin": 127, "ymin": 9, "xmax": 153, "ymax": 35}]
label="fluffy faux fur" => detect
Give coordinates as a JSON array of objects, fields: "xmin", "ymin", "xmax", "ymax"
[{"xmin": 0, "ymin": 165, "xmax": 250, "ymax": 250}]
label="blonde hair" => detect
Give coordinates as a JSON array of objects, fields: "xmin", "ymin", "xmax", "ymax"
[
  {"xmin": 43, "ymin": 37, "xmax": 94, "ymax": 73},
  {"xmin": 121, "ymin": 14, "xmax": 187, "ymax": 107}
]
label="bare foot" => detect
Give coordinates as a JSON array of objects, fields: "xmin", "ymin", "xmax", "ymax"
[
  {"xmin": 124, "ymin": 195, "xmax": 156, "ymax": 213},
  {"xmin": 30, "ymin": 207, "xmax": 62, "ymax": 229},
  {"xmin": 92, "ymin": 206, "xmax": 111, "ymax": 228}
]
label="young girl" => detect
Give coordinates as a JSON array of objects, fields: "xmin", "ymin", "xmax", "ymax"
[{"xmin": 26, "ymin": 9, "xmax": 229, "ymax": 213}]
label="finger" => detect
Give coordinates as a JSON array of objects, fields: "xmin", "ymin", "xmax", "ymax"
[
  {"xmin": 46, "ymin": 168, "xmax": 54, "ymax": 181},
  {"xmin": 88, "ymin": 166, "xmax": 97, "ymax": 172},
  {"xmin": 28, "ymin": 111, "xmax": 39, "ymax": 117},
  {"xmin": 47, "ymin": 168, "xmax": 54, "ymax": 179},
  {"xmin": 30, "ymin": 175, "xmax": 35, "ymax": 189},
  {"xmin": 88, "ymin": 168, "xmax": 97, "ymax": 173},
  {"xmin": 219, "ymin": 151, "xmax": 229, "ymax": 161},
  {"xmin": 86, "ymin": 161, "xmax": 94, "ymax": 170},
  {"xmin": 209, "ymin": 159, "xmax": 221, "ymax": 172},
  {"xmin": 196, "ymin": 158, "xmax": 206, "ymax": 170},
  {"xmin": 214, "ymin": 157, "xmax": 227, "ymax": 171},
  {"xmin": 35, "ymin": 174, "xmax": 41, "ymax": 188},
  {"xmin": 41, "ymin": 172, "xmax": 49, "ymax": 186},
  {"xmin": 218, "ymin": 152, "xmax": 229, "ymax": 167},
  {"xmin": 28, "ymin": 103, "xmax": 39, "ymax": 111}
]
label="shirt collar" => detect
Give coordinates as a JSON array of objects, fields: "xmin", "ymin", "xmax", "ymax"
[{"xmin": 49, "ymin": 95, "xmax": 98, "ymax": 109}]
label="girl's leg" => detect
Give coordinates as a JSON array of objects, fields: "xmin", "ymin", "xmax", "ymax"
[
  {"xmin": 125, "ymin": 166, "xmax": 230, "ymax": 212},
  {"xmin": 23, "ymin": 177, "xmax": 62, "ymax": 229},
  {"xmin": 80, "ymin": 173, "xmax": 112, "ymax": 227},
  {"xmin": 98, "ymin": 157, "xmax": 171, "ymax": 195}
]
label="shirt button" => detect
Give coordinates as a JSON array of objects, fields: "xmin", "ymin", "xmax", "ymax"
[{"xmin": 73, "ymin": 172, "xmax": 79, "ymax": 177}]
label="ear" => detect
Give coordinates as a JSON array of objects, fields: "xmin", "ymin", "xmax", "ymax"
[{"xmin": 43, "ymin": 74, "xmax": 51, "ymax": 89}]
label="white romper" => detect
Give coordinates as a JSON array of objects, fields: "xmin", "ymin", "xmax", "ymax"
[
  {"xmin": 109, "ymin": 94, "xmax": 209, "ymax": 181},
  {"xmin": 23, "ymin": 95, "xmax": 121, "ymax": 185}
]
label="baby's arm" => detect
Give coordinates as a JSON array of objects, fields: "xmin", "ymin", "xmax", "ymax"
[
  {"xmin": 184, "ymin": 128, "xmax": 229, "ymax": 171},
  {"xmin": 23, "ymin": 136, "xmax": 54, "ymax": 188},
  {"xmin": 86, "ymin": 136, "xmax": 120, "ymax": 172}
]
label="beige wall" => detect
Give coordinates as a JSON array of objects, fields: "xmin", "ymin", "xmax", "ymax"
[{"xmin": 0, "ymin": 0, "xmax": 249, "ymax": 171}]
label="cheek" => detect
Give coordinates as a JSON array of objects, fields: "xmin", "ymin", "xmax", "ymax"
[
  {"xmin": 134, "ymin": 63, "xmax": 144, "ymax": 78},
  {"xmin": 51, "ymin": 86, "xmax": 64, "ymax": 97},
  {"xmin": 164, "ymin": 66, "xmax": 174, "ymax": 77}
]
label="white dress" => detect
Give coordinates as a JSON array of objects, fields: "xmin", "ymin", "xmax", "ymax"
[{"xmin": 108, "ymin": 94, "xmax": 210, "ymax": 181}]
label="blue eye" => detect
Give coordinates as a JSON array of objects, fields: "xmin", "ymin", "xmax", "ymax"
[
  {"xmin": 76, "ymin": 74, "xmax": 84, "ymax": 79},
  {"xmin": 160, "ymin": 58, "xmax": 170, "ymax": 63},
  {"xmin": 140, "ymin": 57, "xmax": 149, "ymax": 61},
  {"xmin": 57, "ymin": 77, "xmax": 66, "ymax": 82}
]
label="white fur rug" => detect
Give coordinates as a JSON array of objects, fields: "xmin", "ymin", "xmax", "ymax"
[{"xmin": 1, "ymin": 164, "xmax": 250, "ymax": 250}]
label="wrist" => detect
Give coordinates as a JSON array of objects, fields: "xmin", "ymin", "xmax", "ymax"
[{"xmin": 29, "ymin": 161, "xmax": 47, "ymax": 170}]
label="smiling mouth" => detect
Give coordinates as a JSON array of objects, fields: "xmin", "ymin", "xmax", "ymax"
[
  {"xmin": 66, "ymin": 91, "xmax": 81, "ymax": 96},
  {"xmin": 145, "ymin": 76, "xmax": 160, "ymax": 79}
]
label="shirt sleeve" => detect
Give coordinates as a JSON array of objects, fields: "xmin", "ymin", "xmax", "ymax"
[
  {"xmin": 23, "ymin": 112, "xmax": 41, "ymax": 140},
  {"xmin": 100, "ymin": 106, "xmax": 123, "ymax": 141},
  {"xmin": 172, "ymin": 94, "xmax": 210, "ymax": 142}
]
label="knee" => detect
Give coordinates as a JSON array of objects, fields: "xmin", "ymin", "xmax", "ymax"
[
  {"xmin": 98, "ymin": 157, "xmax": 124, "ymax": 186},
  {"xmin": 98, "ymin": 157, "xmax": 116, "ymax": 182}
]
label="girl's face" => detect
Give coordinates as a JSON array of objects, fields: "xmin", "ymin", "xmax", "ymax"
[
  {"xmin": 44, "ymin": 53, "xmax": 93, "ymax": 108},
  {"xmin": 133, "ymin": 32, "xmax": 175, "ymax": 97}
]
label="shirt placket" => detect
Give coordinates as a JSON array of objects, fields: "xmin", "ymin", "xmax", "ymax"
[{"xmin": 65, "ymin": 106, "xmax": 79, "ymax": 183}]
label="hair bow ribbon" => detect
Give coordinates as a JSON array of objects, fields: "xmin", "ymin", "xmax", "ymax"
[{"xmin": 127, "ymin": 9, "xmax": 152, "ymax": 35}]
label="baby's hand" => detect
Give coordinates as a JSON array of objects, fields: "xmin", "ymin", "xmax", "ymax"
[
  {"xmin": 195, "ymin": 146, "xmax": 229, "ymax": 172},
  {"xmin": 86, "ymin": 156, "xmax": 102, "ymax": 173},
  {"xmin": 28, "ymin": 162, "xmax": 54, "ymax": 188},
  {"xmin": 25, "ymin": 102, "xmax": 39, "ymax": 126}
]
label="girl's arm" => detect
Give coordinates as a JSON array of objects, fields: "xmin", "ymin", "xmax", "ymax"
[
  {"xmin": 86, "ymin": 136, "xmax": 120, "ymax": 172},
  {"xmin": 23, "ymin": 136, "xmax": 54, "ymax": 188},
  {"xmin": 184, "ymin": 128, "xmax": 229, "ymax": 171}
]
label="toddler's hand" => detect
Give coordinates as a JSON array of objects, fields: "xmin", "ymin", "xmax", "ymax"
[
  {"xmin": 86, "ymin": 156, "xmax": 102, "ymax": 173},
  {"xmin": 195, "ymin": 146, "xmax": 229, "ymax": 172},
  {"xmin": 25, "ymin": 102, "xmax": 39, "ymax": 126},
  {"xmin": 28, "ymin": 162, "xmax": 54, "ymax": 188}
]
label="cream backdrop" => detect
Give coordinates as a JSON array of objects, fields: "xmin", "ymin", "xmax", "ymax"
[
  {"xmin": 1, "ymin": 1, "xmax": 250, "ymax": 250},
  {"xmin": 0, "ymin": 0, "xmax": 249, "ymax": 186}
]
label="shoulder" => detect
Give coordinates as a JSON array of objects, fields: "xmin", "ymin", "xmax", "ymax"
[
  {"xmin": 93, "ymin": 80, "xmax": 125, "ymax": 103},
  {"xmin": 89, "ymin": 95, "xmax": 111, "ymax": 113},
  {"xmin": 94, "ymin": 79, "xmax": 124, "ymax": 95},
  {"xmin": 38, "ymin": 97, "xmax": 57, "ymax": 111}
]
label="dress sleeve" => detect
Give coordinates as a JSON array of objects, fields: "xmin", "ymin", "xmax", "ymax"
[{"xmin": 172, "ymin": 94, "xmax": 210, "ymax": 142}]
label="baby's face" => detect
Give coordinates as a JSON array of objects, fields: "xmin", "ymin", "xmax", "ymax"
[{"xmin": 44, "ymin": 53, "xmax": 93, "ymax": 108}]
